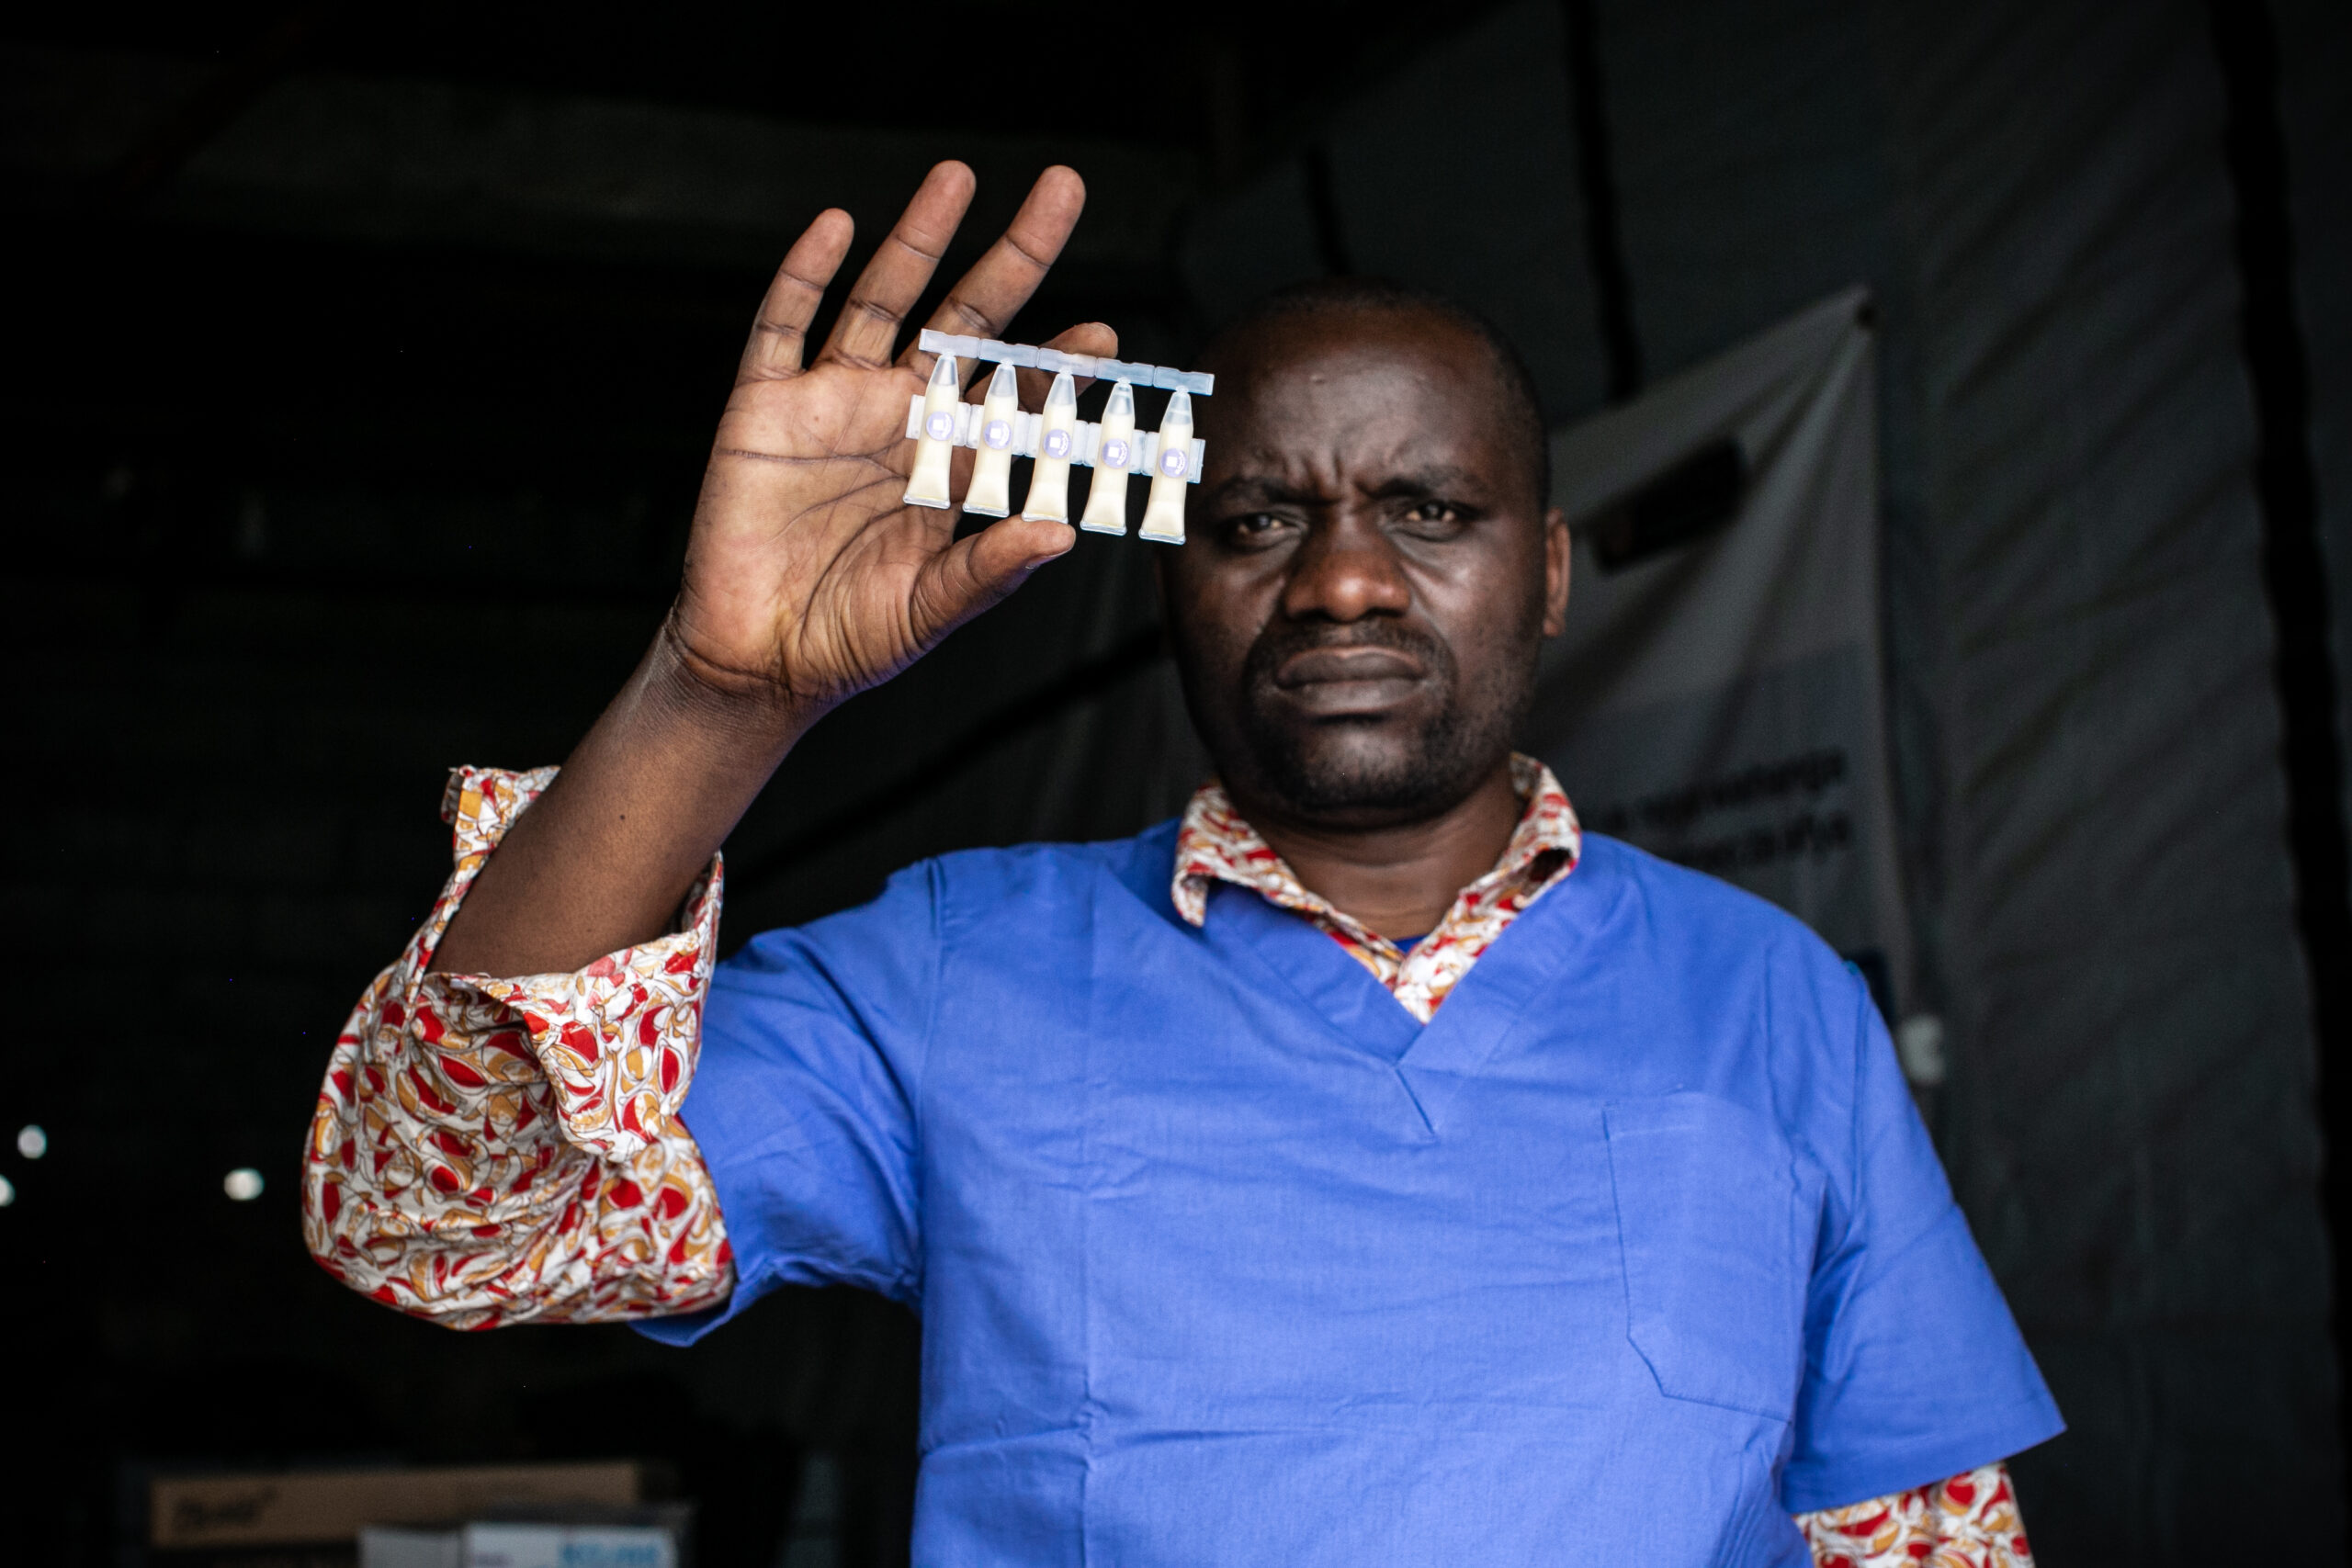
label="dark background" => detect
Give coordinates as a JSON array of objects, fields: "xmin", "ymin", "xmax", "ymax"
[{"xmin": 3, "ymin": 2, "xmax": 2346, "ymax": 1563}]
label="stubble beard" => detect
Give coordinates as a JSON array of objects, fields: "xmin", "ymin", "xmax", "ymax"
[{"xmin": 1216, "ymin": 618, "xmax": 1537, "ymax": 827}]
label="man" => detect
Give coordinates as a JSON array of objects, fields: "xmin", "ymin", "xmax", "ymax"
[{"xmin": 304, "ymin": 164, "xmax": 2060, "ymax": 1565}]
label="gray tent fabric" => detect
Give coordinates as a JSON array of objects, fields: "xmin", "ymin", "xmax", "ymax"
[
  {"xmin": 1861, "ymin": 5, "xmax": 2335, "ymax": 1551},
  {"xmin": 1601, "ymin": 2, "xmax": 2336, "ymax": 1551},
  {"xmin": 1529, "ymin": 287, "xmax": 1913, "ymax": 1007},
  {"xmin": 1177, "ymin": 2, "xmax": 1611, "ymax": 421},
  {"xmin": 1174, "ymin": 0, "xmax": 2341, "ymax": 1555}
]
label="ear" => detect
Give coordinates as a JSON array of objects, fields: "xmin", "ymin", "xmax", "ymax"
[{"xmin": 1540, "ymin": 505, "xmax": 1572, "ymax": 637}]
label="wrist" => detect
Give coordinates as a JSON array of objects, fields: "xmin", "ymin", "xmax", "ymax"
[{"xmin": 646, "ymin": 615, "xmax": 827, "ymax": 756}]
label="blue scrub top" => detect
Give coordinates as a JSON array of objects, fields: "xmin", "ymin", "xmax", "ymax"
[{"xmin": 643, "ymin": 826, "xmax": 2060, "ymax": 1565}]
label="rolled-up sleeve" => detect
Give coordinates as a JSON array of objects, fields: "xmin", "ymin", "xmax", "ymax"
[{"xmin": 301, "ymin": 765, "xmax": 734, "ymax": 1329}]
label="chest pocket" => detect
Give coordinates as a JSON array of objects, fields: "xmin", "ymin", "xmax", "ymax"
[{"xmin": 1604, "ymin": 1093, "xmax": 1817, "ymax": 1423}]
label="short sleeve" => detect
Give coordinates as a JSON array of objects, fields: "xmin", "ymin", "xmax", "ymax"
[
  {"xmin": 1780, "ymin": 974, "xmax": 2065, "ymax": 1513},
  {"xmin": 635, "ymin": 861, "xmax": 941, "ymax": 1346}
]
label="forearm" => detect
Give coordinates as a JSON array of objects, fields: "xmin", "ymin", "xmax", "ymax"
[
  {"xmin": 305, "ymin": 765, "xmax": 733, "ymax": 1326},
  {"xmin": 433, "ymin": 622, "xmax": 818, "ymax": 976}
]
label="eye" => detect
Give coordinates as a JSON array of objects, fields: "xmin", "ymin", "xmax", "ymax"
[
  {"xmin": 1396, "ymin": 499, "xmax": 1468, "ymax": 536},
  {"xmin": 1224, "ymin": 511, "xmax": 1298, "ymax": 549}
]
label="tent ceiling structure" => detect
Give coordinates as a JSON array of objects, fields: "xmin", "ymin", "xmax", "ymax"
[{"xmin": 3, "ymin": 1, "xmax": 2346, "ymax": 1562}]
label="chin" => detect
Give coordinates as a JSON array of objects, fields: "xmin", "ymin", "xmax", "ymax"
[{"xmin": 1248, "ymin": 716, "xmax": 1491, "ymax": 823}]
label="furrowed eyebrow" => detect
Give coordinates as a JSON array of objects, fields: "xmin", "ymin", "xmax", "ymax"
[
  {"xmin": 1362, "ymin": 466, "xmax": 1487, "ymax": 501},
  {"xmin": 1202, "ymin": 476, "xmax": 1329, "ymax": 509},
  {"xmin": 1206, "ymin": 465, "xmax": 1491, "ymax": 510}
]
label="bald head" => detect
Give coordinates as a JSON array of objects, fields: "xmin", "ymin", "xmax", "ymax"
[{"xmin": 1195, "ymin": 277, "xmax": 1551, "ymax": 513}]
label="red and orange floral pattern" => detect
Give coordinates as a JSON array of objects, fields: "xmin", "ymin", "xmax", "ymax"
[
  {"xmin": 300, "ymin": 766, "xmax": 734, "ymax": 1329},
  {"xmin": 1798, "ymin": 1463, "xmax": 2035, "ymax": 1567},
  {"xmin": 303, "ymin": 761, "xmax": 2031, "ymax": 1562},
  {"xmin": 1173, "ymin": 752, "xmax": 1580, "ymax": 1021}
]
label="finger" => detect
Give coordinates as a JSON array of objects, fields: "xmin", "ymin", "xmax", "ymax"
[
  {"xmin": 820, "ymin": 162, "xmax": 976, "ymax": 370},
  {"xmin": 1015, "ymin": 321, "xmax": 1118, "ymax": 410},
  {"xmin": 910, "ymin": 515, "xmax": 1077, "ymax": 645},
  {"xmin": 737, "ymin": 209, "xmax": 854, "ymax": 385},
  {"xmin": 911, "ymin": 165, "xmax": 1088, "ymax": 378}
]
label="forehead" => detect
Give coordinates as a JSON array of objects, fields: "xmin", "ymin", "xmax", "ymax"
[{"xmin": 1198, "ymin": 310, "xmax": 1517, "ymax": 489}]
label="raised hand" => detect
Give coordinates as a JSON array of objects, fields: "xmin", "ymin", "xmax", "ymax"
[
  {"xmin": 669, "ymin": 161, "xmax": 1115, "ymax": 713},
  {"xmin": 430, "ymin": 162, "xmax": 1112, "ymax": 978}
]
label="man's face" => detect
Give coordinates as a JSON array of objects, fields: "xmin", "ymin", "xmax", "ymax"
[{"xmin": 1159, "ymin": 309, "xmax": 1571, "ymax": 829}]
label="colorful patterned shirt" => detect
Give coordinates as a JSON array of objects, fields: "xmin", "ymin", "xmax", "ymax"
[
  {"xmin": 1170, "ymin": 752, "xmax": 1581, "ymax": 1021},
  {"xmin": 303, "ymin": 766, "xmax": 732, "ymax": 1329},
  {"xmin": 302, "ymin": 760, "xmax": 2032, "ymax": 1562}
]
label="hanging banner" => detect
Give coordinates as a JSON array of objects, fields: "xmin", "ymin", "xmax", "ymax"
[{"xmin": 1528, "ymin": 287, "xmax": 1912, "ymax": 1009}]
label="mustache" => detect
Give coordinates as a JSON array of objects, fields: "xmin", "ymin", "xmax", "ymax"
[{"xmin": 1240, "ymin": 617, "xmax": 1453, "ymax": 693}]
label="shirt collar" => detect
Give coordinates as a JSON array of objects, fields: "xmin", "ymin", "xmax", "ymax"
[{"xmin": 1170, "ymin": 753, "xmax": 1581, "ymax": 932}]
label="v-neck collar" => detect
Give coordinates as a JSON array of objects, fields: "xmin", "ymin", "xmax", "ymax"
[
  {"xmin": 1394, "ymin": 858, "xmax": 1621, "ymax": 1129},
  {"xmin": 1201, "ymin": 883, "xmax": 1424, "ymax": 1063},
  {"xmin": 1096, "ymin": 823, "xmax": 1632, "ymax": 1136},
  {"xmin": 1160, "ymin": 851, "xmax": 1626, "ymax": 1137}
]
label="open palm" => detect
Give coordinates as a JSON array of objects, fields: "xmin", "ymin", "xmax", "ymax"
[{"xmin": 667, "ymin": 162, "xmax": 1114, "ymax": 712}]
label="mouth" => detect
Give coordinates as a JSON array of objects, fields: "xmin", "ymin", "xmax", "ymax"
[{"xmin": 1271, "ymin": 646, "xmax": 1430, "ymax": 714}]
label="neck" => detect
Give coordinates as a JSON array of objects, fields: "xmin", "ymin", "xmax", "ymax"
[{"xmin": 1230, "ymin": 758, "xmax": 1524, "ymax": 940}]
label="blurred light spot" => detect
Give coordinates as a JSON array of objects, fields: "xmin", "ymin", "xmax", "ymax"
[
  {"xmin": 0, "ymin": 1174, "xmax": 14, "ymax": 1206},
  {"xmin": 224, "ymin": 1168, "xmax": 266, "ymax": 1201},
  {"xmin": 1895, "ymin": 1014, "xmax": 1949, "ymax": 1089},
  {"xmin": 16, "ymin": 1125, "xmax": 45, "ymax": 1159}
]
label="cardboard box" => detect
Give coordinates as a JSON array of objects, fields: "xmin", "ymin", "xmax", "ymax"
[{"xmin": 150, "ymin": 1462, "xmax": 646, "ymax": 1551}]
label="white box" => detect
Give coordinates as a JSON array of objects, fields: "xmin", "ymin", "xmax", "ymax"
[{"xmin": 462, "ymin": 1520, "xmax": 678, "ymax": 1568}]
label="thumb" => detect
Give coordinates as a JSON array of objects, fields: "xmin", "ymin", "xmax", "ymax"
[{"xmin": 910, "ymin": 515, "xmax": 1077, "ymax": 645}]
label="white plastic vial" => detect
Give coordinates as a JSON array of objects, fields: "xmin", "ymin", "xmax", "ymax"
[
  {"xmin": 1080, "ymin": 381, "xmax": 1138, "ymax": 536},
  {"xmin": 1137, "ymin": 389, "xmax": 1193, "ymax": 543},
  {"xmin": 902, "ymin": 352, "xmax": 962, "ymax": 510},
  {"xmin": 1022, "ymin": 372, "xmax": 1080, "ymax": 524},
  {"xmin": 962, "ymin": 362, "xmax": 1021, "ymax": 518}
]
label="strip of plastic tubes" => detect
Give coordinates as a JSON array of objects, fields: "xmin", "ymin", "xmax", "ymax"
[
  {"xmin": 899, "ymin": 389, "xmax": 1205, "ymax": 482},
  {"xmin": 916, "ymin": 329, "xmax": 1214, "ymax": 398},
  {"xmin": 901, "ymin": 334, "xmax": 1209, "ymax": 540}
]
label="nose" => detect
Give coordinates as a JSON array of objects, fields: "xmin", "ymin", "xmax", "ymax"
[{"xmin": 1280, "ymin": 517, "xmax": 1412, "ymax": 624}]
